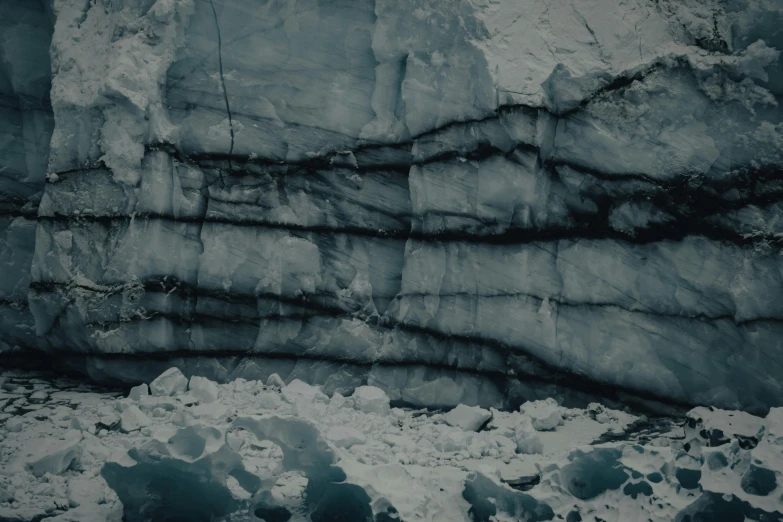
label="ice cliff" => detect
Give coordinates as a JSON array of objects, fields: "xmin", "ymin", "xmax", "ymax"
[{"xmin": 2, "ymin": 0, "xmax": 783, "ymax": 413}]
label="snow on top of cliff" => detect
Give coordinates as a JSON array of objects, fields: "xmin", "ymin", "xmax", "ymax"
[
  {"xmin": 472, "ymin": 0, "xmax": 780, "ymax": 108},
  {"xmin": 48, "ymin": 0, "xmax": 193, "ymax": 184}
]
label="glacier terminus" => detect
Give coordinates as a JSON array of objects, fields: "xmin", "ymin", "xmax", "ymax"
[{"xmin": 1, "ymin": 0, "xmax": 783, "ymax": 520}]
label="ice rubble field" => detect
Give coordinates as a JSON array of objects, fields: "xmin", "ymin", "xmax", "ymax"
[{"xmin": 0, "ymin": 369, "xmax": 781, "ymax": 521}]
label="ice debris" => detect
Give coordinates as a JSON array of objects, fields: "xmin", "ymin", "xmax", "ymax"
[
  {"xmin": 149, "ymin": 367, "xmax": 188, "ymax": 397},
  {"xmin": 444, "ymin": 404, "xmax": 493, "ymax": 432},
  {"xmin": 119, "ymin": 405, "xmax": 150, "ymax": 433},
  {"xmin": 351, "ymin": 385, "xmax": 391, "ymax": 416},
  {"xmin": 188, "ymin": 376, "xmax": 219, "ymax": 403},
  {"xmin": 326, "ymin": 426, "xmax": 367, "ymax": 448},
  {"xmin": 266, "ymin": 373, "xmax": 285, "ymax": 389},
  {"xmin": 514, "ymin": 417, "xmax": 545, "ymax": 455},
  {"xmin": 2, "ymin": 368, "xmax": 783, "ymax": 521},
  {"xmin": 128, "ymin": 383, "xmax": 148, "ymax": 401},
  {"xmin": 27, "ymin": 431, "xmax": 82, "ymax": 478},
  {"xmin": 521, "ymin": 398, "xmax": 564, "ymax": 431}
]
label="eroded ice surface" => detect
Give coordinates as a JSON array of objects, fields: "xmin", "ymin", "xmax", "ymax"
[
  {"xmin": 0, "ymin": 0, "xmax": 54, "ymax": 354},
  {"xmin": 1, "ymin": 369, "xmax": 783, "ymax": 521}
]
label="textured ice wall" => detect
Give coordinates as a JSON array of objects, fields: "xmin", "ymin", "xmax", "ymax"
[
  {"xmin": 0, "ymin": 0, "xmax": 54, "ymax": 353},
  {"xmin": 14, "ymin": 0, "xmax": 783, "ymax": 411}
]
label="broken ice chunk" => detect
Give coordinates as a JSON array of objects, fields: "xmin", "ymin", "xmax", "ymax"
[
  {"xmin": 0, "ymin": 486, "xmax": 13, "ymax": 503},
  {"xmin": 326, "ymin": 426, "xmax": 367, "ymax": 448},
  {"xmin": 266, "ymin": 373, "xmax": 285, "ymax": 389},
  {"xmin": 70, "ymin": 416, "xmax": 94, "ymax": 432},
  {"xmin": 514, "ymin": 418, "xmax": 544, "ymax": 455},
  {"xmin": 101, "ymin": 424, "xmax": 255, "ymax": 521},
  {"xmin": 188, "ymin": 376, "xmax": 219, "ymax": 403},
  {"xmin": 271, "ymin": 471, "xmax": 308, "ymax": 504},
  {"xmin": 444, "ymin": 404, "xmax": 492, "ymax": 432},
  {"xmin": 256, "ymin": 391, "xmax": 283, "ymax": 410},
  {"xmin": 282, "ymin": 380, "xmax": 329, "ymax": 404},
  {"xmin": 6, "ymin": 417, "xmax": 24, "ymax": 432},
  {"xmin": 436, "ymin": 430, "xmax": 475, "ymax": 453},
  {"xmin": 521, "ymin": 398, "xmax": 564, "ymax": 431},
  {"xmin": 463, "ymin": 471, "xmax": 554, "ymax": 521},
  {"xmin": 149, "ymin": 368, "xmax": 188, "ymax": 397},
  {"xmin": 128, "ymin": 383, "xmax": 149, "ymax": 401},
  {"xmin": 120, "ymin": 405, "xmax": 150, "ymax": 433},
  {"xmin": 27, "ymin": 431, "xmax": 82, "ymax": 477},
  {"xmin": 352, "ymin": 386, "xmax": 390, "ymax": 416}
]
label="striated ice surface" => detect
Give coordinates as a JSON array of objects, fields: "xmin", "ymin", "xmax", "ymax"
[
  {"xmin": 0, "ymin": 0, "xmax": 782, "ymax": 414},
  {"xmin": 1, "ymin": 368, "xmax": 783, "ymax": 521},
  {"xmin": 0, "ymin": 0, "xmax": 54, "ymax": 354}
]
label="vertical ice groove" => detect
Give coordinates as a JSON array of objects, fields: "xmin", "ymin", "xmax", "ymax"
[{"xmin": 207, "ymin": 0, "xmax": 234, "ymax": 176}]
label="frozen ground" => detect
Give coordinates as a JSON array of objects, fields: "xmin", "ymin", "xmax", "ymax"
[{"xmin": 1, "ymin": 369, "xmax": 781, "ymax": 521}]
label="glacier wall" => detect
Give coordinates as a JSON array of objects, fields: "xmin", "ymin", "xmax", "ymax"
[
  {"xmin": 7, "ymin": 0, "xmax": 783, "ymax": 412},
  {"xmin": 0, "ymin": 0, "xmax": 54, "ymax": 353}
]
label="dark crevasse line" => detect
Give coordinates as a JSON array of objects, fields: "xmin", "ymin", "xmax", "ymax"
[
  {"xmin": 0, "ymin": 210, "xmax": 39, "ymax": 219},
  {"xmin": 30, "ymin": 302, "xmax": 783, "ymax": 386},
  {"xmin": 27, "ymin": 280, "xmax": 783, "ymax": 327},
  {"xmin": 25, "ymin": 349, "xmax": 697, "ymax": 416},
  {"xmin": 28, "ymin": 283, "xmax": 783, "ymax": 399},
  {"xmin": 166, "ymin": 52, "xmax": 666, "ymax": 152},
  {"xmin": 0, "ymin": 297, "xmax": 29, "ymax": 307},
  {"xmin": 0, "ymin": 91, "xmax": 52, "ymax": 109},
  {"xmin": 29, "ymin": 280, "xmax": 783, "ymax": 407},
  {"xmin": 403, "ymin": 59, "xmax": 665, "ymax": 141},
  {"xmin": 179, "ymin": 140, "xmax": 783, "ymax": 205},
  {"xmin": 41, "ymin": 160, "xmax": 783, "ymax": 249},
  {"xmin": 34, "ymin": 208, "xmax": 783, "ymax": 248},
  {"xmin": 10, "ymin": 310, "xmax": 694, "ymax": 415},
  {"xmin": 46, "ymin": 145, "xmax": 783, "ymax": 253},
  {"xmin": 51, "ymin": 139, "xmax": 783, "ymax": 218},
  {"xmin": 48, "ymin": 121, "xmax": 783, "ymax": 217},
  {"xmin": 44, "ymin": 59, "xmax": 696, "ymax": 178},
  {"xmin": 30, "ymin": 277, "xmax": 783, "ymax": 380},
  {"xmin": 0, "ymin": 350, "xmax": 692, "ymax": 416},
  {"xmin": 207, "ymin": 0, "xmax": 234, "ymax": 178}
]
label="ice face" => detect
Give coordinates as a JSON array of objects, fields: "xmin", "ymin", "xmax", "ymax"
[
  {"xmin": 0, "ymin": 0, "xmax": 54, "ymax": 354},
  {"xmin": 2, "ymin": 0, "xmax": 783, "ymax": 412}
]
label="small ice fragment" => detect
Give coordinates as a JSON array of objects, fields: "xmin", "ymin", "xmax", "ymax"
[
  {"xmin": 0, "ymin": 486, "xmax": 13, "ymax": 503},
  {"xmin": 327, "ymin": 426, "xmax": 367, "ymax": 448},
  {"xmin": 149, "ymin": 368, "xmax": 188, "ymax": 397},
  {"xmin": 188, "ymin": 376, "xmax": 219, "ymax": 403},
  {"xmin": 120, "ymin": 405, "xmax": 150, "ymax": 432},
  {"xmin": 71, "ymin": 417, "xmax": 93, "ymax": 432},
  {"xmin": 352, "ymin": 386, "xmax": 390, "ymax": 416},
  {"xmin": 282, "ymin": 380, "xmax": 328, "ymax": 404},
  {"xmin": 6, "ymin": 417, "xmax": 24, "ymax": 432},
  {"xmin": 266, "ymin": 373, "xmax": 285, "ymax": 389},
  {"xmin": 520, "ymin": 398, "xmax": 563, "ymax": 431},
  {"xmin": 128, "ymin": 383, "xmax": 149, "ymax": 401},
  {"xmin": 444, "ymin": 404, "xmax": 492, "ymax": 432},
  {"xmin": 514, "ymin": 418, "xmax": 544, "ymax": 454},
  {"xmin": 27, "ymin": 431, "xmax": 82, "ymax": 477}
]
